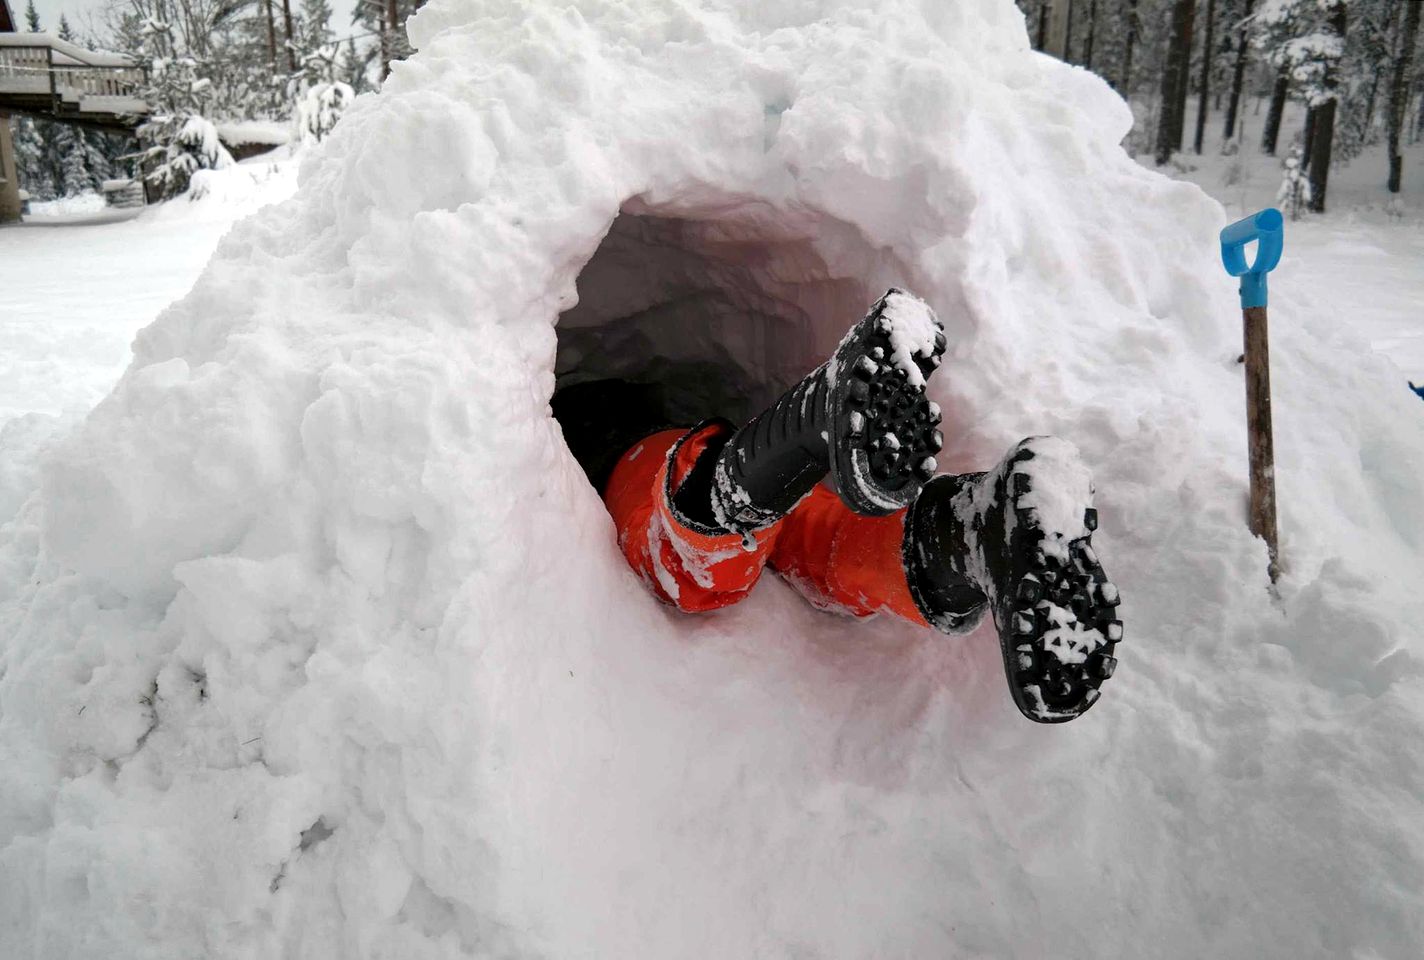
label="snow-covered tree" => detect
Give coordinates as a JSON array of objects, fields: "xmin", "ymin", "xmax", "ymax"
[
  {"xmin": 300, "ymin": 0, "xmax": 335, "ymax": 50},
  {"xmin": 342, "ymin": 36, "xmax": 371, "ymax": 95},
  {"xmin": 294, "ymin": 79, "xmax": 353, "ymax": 143},
  {"xmin": 355, "ymin": 0, "xmax": 418, "ymax": 80},
  {"xmin": 128, "ymin": 17, "xmax": 234, "ymax": 198}
]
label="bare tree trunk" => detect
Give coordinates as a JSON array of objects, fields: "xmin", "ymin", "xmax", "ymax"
[
  {"xmin": 1195, "ymin": 0, "xmax": 1218, "ymax": 154},
  {"xmin": 1302, "ymin": 105, "xmax": 1317, "ymax": 168},
  {"xmin": 1223, "ymin": 0, "xmax": 1255, "ymax": 143},
  {"xmin": 261, "ymin": 0, "xmax": 278, "ymax": 67},
  {"xmin": 1262, "ymin": 68, "xmax": 1288, "ymax": 154},
  {"xmin": 1387, "ymin": 0, "xmax": 1421, "ymax": 192},
  {"xmin": 1045, "ymin": 0, "xmax": 1072, "ymax": 60},
  {"xmin": 1362, "ymin": 70, "xmax": 1380, "ymax": 137},
  {"xmin": 1036, "ymin": 1, "xmax": 1049, "ymax": 51},
  {"xmin": 1308, "ymin": 0, "xmax": 1347, "ymax": 213},
  {"xmin": 1120, "ymin": 0, "xmax": 1139, "ymax": 93},
  {"xmin": 1155, "ymin": 0, "xmax": 1197, "ymax": 164},
  {"xmin": 1083, "ymin": 0, "xmax": 1098, "ymax": 71},
  {"xmin": 379, "ymin": 4, "xmax": 391, "ymax": 80},
  {"xmin": 1172, "ymin": 1, "xmax": 1195, "ymax": 151},
  {"xmin": 1307, "ymin": 101, "xmax": 1335, "ymax": 207},
  {"xmin": 281, "ymin": 0, "xmax": 297, "ymax": 73},
  {"xmin": 384, "ymin": 0, "xmax": 400, "ymax": 79}
]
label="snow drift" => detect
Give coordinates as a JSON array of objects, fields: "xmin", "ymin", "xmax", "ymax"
[{"xmin": 3, "ymin": 0, "xmax": 1423, "ymax": 957}]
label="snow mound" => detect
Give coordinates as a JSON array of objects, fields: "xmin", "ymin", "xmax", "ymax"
[{"xmin": 3, "ymin": 1, "xmax": 1423, "ymax": 957}]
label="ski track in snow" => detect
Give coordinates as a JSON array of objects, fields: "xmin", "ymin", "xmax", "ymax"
[{"xmin": 1, "ymin": 2, "xmax": 1423, "ymax": 957}]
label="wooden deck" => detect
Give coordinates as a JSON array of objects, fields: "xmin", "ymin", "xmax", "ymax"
[{"xmin": 0, "ymin": 33, "xmax": 148, "ymax": 132}]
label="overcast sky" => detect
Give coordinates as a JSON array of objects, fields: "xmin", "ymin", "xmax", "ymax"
[{"xmin": 21, "ymin": 0, "xmax": 362, "ymax": 47}]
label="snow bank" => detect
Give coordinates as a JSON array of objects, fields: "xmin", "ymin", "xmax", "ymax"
[
  {"xmin": 3, "ymin": 1, "xmax": 1423, "ymax": 957},
  {"xmin": 24, "ymin": 192, "xmax": 107, "ymax": 219},
  {"xmin": 153, "ymin": 155, "xmax": 299, "ymax": 219}
]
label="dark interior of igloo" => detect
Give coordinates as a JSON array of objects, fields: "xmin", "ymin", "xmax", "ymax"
[{"xmin": 552, "ymin": 200, "xmax": 915, "ymax": 439}]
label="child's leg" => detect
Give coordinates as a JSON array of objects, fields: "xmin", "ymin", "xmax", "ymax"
[
  {"xmin": 602, "ymin": 422, "xmax": 782, "ymax": 613},
  {"xmin": 767, "ymin": 485, "xmax": 931, "ymax": 626}
]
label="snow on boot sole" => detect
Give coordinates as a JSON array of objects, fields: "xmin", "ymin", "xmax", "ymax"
[
  {"xmin": 991, "ymin": 442, "xmax": 1121, "ymax": 723},
  {"xmin": 827, "ymin": 288, "xmax": 947, "ymax": 515}
]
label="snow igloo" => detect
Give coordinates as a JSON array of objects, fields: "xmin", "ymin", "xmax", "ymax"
[{"xmin": 5, "ymin": 1, "xmax": 1424, "ymax": 958}]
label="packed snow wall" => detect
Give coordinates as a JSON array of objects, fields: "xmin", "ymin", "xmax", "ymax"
[{"xmin": 3, "ymin": 1, "xmax": 1423, "ymax": 958}]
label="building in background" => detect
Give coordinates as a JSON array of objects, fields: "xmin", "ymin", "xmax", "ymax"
[{"xmin": 1, "ymin": 0, "xmax": 21, "ymax": 222}]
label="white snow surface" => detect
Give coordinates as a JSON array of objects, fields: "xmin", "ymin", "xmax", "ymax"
[
  {"xmin": 2, "ymin": 1, "xmax": 1424, "ymax": 957},
  {"xmin": 881, "ymin": 288, "xmax": 939, "ymax": 387},
  {"xmin": 1014, "ymin": 435, "xmax": 1094, "ymax": 557}
]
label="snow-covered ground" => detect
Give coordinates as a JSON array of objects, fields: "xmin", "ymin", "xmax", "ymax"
[
  {"xmin": 0, "ymin": 158, "xmax": 297, "ymax": 520},
  {"xmin": 1, "ymin": 2, "xmax": 1422, "ymax": 958},
  {"xmin": 1, "ymin": 163, "xmax": 295, "ymax": 427},
  {"xmin": 1146, "ymin": 97, "xmax": 1424, "ymax": 382}
]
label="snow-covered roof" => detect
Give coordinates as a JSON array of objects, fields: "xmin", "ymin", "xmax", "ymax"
[
  {"xmin": 215, "ymin": 120, "xmax": 291, "ymax": 146},
  {"xmin": 0, "ymin": 0, "xmax": 16, "ymax": 34}
]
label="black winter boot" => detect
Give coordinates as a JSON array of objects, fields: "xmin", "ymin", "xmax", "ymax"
[
  {"xmin": 710, "ymin": 288, "xmax": 947, "ymax": 535},
  {"xmin": 903, "ymin": 437, "xmax": 1122, "ymax": 723}
]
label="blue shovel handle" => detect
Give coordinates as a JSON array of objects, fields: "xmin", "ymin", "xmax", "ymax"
[{"xmin": 1219, "ymin": 208, "xmax": 1284, "ymax": 309}]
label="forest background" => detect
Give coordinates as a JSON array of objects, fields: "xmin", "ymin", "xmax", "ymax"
[{"xmin": 8, "ymin": 0, "xmax": 1424, "ymax": 209}]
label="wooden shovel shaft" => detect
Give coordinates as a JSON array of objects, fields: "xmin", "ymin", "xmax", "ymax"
[{"xmin": 1243, "ymin": 305, "xmax": 1280, "ymax": 581}]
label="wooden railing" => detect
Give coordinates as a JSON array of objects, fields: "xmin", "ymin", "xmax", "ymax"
[
  {"xmin": 0, "ymin": 37, "xmax": 147, "ymax": 116},
  {"xmin": 52, "ymin": 63, "xmax": 147, "ymax": 99},
  {"xmin": 0, "ymin": 44, "xmax": 51, "ymax": 90}
]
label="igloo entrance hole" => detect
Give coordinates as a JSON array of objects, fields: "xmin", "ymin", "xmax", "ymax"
[{"xmin": 554, "ymin": 202, "xmax": 910, "ymax": 426}]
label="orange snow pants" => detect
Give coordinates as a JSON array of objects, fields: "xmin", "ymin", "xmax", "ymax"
[{"xmin": 603, "ymin": 423, "xmax": 930, "ymax": 625}]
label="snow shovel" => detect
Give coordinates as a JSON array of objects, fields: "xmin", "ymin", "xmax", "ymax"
[{"xmin": 1220, "ymin": 207, "xmax": 1284, "ymax": 583}]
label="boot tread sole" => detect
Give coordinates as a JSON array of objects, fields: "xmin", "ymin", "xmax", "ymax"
[{"xmin": 828, "ymin": 289, "xmax": 946, "ymax": 515}]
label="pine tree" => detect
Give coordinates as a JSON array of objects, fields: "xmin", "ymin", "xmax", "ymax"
[
  {"xmin": 342, "ymin": 36, "xmax": 370, "ymax": 95},
  {"xmin": 295, "ymin": 0, "xmax": 338, "ymax": 85},
  {"xmin": 12, "ymin": 116, "xmax": 56, "ymax": 201},
  {"xmin": 24, "ymin": 0, "xmax": 38, "ymax": 31},
  {"xmin": 301, "ymin": 0, "xmax": 335, "ymax": 48},
  {"xmin": 1327, "ymin": 0, "xmax": 1397, "ymax": 167}
]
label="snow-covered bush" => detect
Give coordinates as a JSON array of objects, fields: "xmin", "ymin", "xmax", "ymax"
[
  {"xmin": 1277, "ymin": 151, "xmax": 1313, "ymax": 218},
  {"xmin": 294, "ymin": 80, "xmax": 354, "ymax": 144},
  {"xmin": 136, "ymin": 111, "xmax": 234, "ymax": 198}
]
